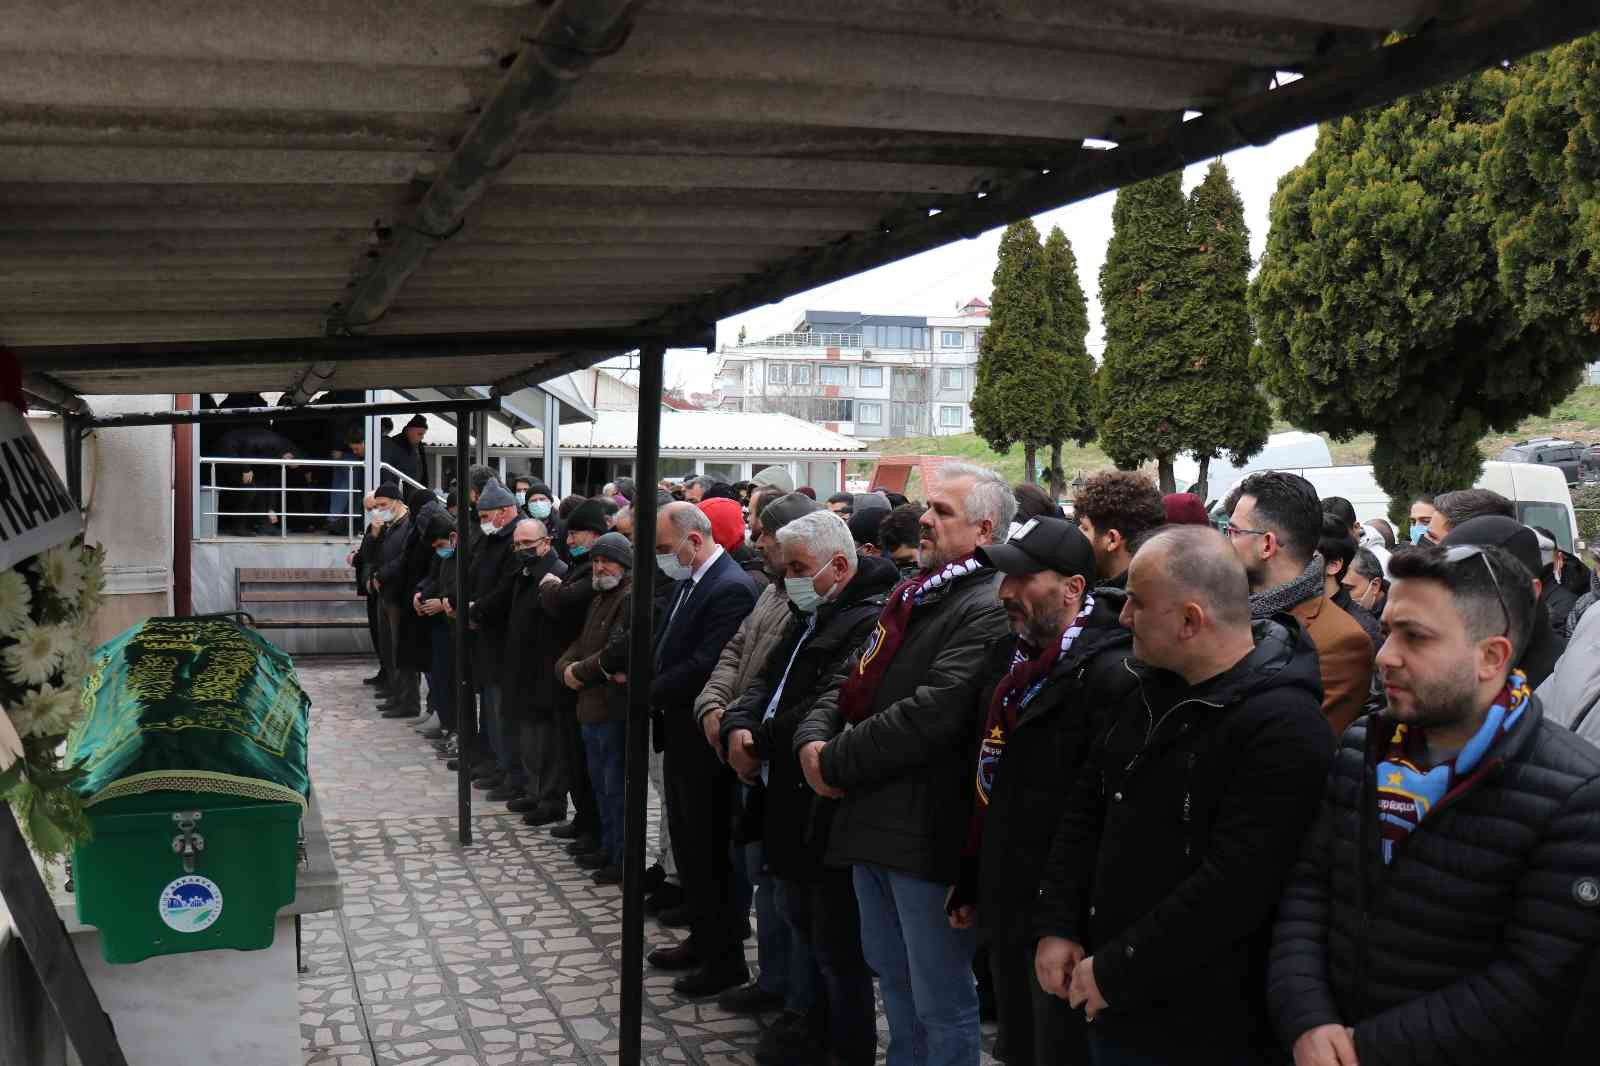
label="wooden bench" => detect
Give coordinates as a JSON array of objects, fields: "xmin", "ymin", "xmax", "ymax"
[{"xmin": 235, "ymin": 568, "xmax": 367, "ymax": 630}]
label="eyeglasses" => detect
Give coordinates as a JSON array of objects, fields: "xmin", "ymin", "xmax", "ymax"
[
  {"xmin": 1223, "ymin": 524, "xmax": 1269, "ymax": 540},
  {"xmin": 1441, "ymin": 544, "xmax": 1510, "ymax": 638}
]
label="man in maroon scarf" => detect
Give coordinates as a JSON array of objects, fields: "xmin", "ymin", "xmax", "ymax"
[
  {"xmin": 794, "ymin": 461, "xmax": 1015, "ymax": 1066},
  {"xmin": 950, "ymin": 517, "xmax": 1136, "ymax": 1065}
]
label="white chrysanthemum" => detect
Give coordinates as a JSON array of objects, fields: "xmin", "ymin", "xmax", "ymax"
[
  {"xmin": 2, "ymin": 620, "xmax": 64, "ymax": 687},
  {"xmin": 57, "ymin": 638, "xmax": 93, "ymax": 687},
  {"xmin": 14, "ymin": 682, "xmax": 77, "ymax": 738},
  {"xmin": 0, "ymin": 568, "xmax": 32, "ymax": 634},
  {"xmin": 32, "ymin": 545, "xmax": 85, "ymax": 604}
]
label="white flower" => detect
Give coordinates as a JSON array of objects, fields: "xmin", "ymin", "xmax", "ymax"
[
  {"xmin": 12, "ymin": 682, "xmax": 77, "ymax": 738},
  {"xmin": 0, "ymin": 568, "xmax": 31, "ymax": 634},
  {"xmin": 31, "ymin": 545, "xmax": 85, "ymax": 604},
  {"xmin": 2, "ymin": 620, "xmax": 65, "ymax": 686}
]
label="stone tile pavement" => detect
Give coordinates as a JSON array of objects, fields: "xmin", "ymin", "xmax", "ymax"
[{"xmin": 298, "ymin": 657, "xmax": 1000, "ymax": 1065}]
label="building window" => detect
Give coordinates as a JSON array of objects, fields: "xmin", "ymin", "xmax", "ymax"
[
  {"xmin": 702, "ymin": 461, "xmax": 741, "ymax": 482},
  {"xmin": 791, "ymin": 363, "xmax": 813, "ymax": 385},
  {"xmin": 767, "ymin": 363, "xmax": 787, "ymax": 385},
  {"xmin": 862, "ymin": 325, "xmax": 930, "ymax": 349},
  {"xmin": 859, "ymin": 366, "xmax": 883, "ymax": 388},
  {"xmin": 940, "ymin": 367, "xmax": 964, "ymax": 390},
  {"xmin": 818, "ymin": 364, "xmax": 849, "ymax": 386},
  {"xmin": 856, "ymin": 401, "xmax": 882, "ymax": 424},
  {"xmin": 940, "ymin": 405, "xmax": 964, "ymax": 427},
  {"xmin": 813, "ymin": 398, "xmax": 855, "ymax": 422},
  {"xmin": 941, "ymin": 330, "xmax": 964, "ymax": 348}
]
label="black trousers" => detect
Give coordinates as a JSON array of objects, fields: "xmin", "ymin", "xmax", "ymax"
[
  {"xmin": 554, "ymin": 698, "xmax": 599, "ymax": 836},
  {"xmin": 990, "ymin": 934, "xmax": 1087, "ymax": 1066},
  {"xmin": 364, "ymin": 593, "xmax": 384, "ymax": 671},
  {"xmin": 663, "ymin": 705, "xmax": 742, "ymax": 963}
]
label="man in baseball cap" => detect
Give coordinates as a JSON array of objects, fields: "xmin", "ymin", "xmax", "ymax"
[{"xmin": 958, "ymin": 516, "xmax": 1136, "ymax": 1066}]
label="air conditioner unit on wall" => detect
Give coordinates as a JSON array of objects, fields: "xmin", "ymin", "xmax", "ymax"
[{"xmin": 861, "ymin": 350, "xmax": 873, "ymax": 359}]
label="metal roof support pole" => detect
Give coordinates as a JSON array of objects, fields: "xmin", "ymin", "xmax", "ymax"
[
  {"xmin": 455, "ymin": 407, "xmax": 474, "ymax": 847},
  {"xmin": 542, "ymin": 390, "xmax": 561, "ymax": 495},
  {"xmin": 619, "ymin": 343, "xmax": 663, "ymax": 1066},
  {"xmin": 327, "ymin": 0, "xmax": 641, "ymax": 338}
]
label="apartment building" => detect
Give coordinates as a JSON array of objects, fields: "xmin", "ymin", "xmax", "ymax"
[{"xmin": 714, "ymin": 299, "xmax": 989, "ymax": 441}]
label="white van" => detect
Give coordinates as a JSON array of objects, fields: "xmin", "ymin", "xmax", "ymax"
[
  {"xmin": 1173, "ymin": 431, "xmax": 1333, "ymax": 496},
  {"xmin": 1212, "ymin": 461, "xmax": 1583, "ymax": 552}
]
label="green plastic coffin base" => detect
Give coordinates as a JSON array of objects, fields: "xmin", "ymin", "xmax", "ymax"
[{"xmin": 73, "ymin": 791, "xmax": 301, "ymax": 965}]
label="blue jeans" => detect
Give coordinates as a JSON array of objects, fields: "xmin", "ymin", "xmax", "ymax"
[
  {"xmin": 745, "ymin": 840, "xmax": 805, "ymax": 1005},
  {"xmin": 779, "ymin": 872, "xmax": 875, "ymax": 1064},
  {"xmin": 426, "ymin": 620, "xmax": 455, "ymax": 731},
  {"xmin": 581, "ymin": 720, "xmax": 626, "ymax": 863},
  {"xmin": 853, "ymin": 863, "xmax": 979, "ymax": 1066}
]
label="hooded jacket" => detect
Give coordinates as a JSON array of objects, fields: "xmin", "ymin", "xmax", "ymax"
[
  {"xmin": 971, "ymin": 590, "xmax": 1137, "ymax": 944},
  {"xmin": 1033, "ymin": 618, "xmax": 1332, "ymax": 1051},
  {"xmin": 721, "ymin": 554, "xmax": 901, "ymax": 881},
  {"xmin": 794, "ymin": 565, "xmax": 1011, "ymax": 885},
  {"xmin": 1269, "ymin": 694, "xmax": 1600, "ymax": 1066}
]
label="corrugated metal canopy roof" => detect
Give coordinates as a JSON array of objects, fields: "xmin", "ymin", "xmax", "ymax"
[{"xmin": 4, "ymin": 0, "xmax": 1596, "ymax": 403}]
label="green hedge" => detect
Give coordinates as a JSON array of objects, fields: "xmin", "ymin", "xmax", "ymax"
[{"xmin": 1573, "ymin": 484, "xmax": 1600, "ymax": 546}]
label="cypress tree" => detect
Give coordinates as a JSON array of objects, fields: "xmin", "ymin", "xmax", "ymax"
[
  {"xmin": 1040, "ymin": 226, "xmax": 1097, "ymax": 498},
  {"xmin": 973, "ymin": 220, "xmax": 1055, "ymax": 482},
  {"xmin": 1180, "ymin": 161, "xmax": 1270, "ymax": 502},
  {"xmin": 1097, "ymin": 172, "xmax": 1193, "ymax": 493}
]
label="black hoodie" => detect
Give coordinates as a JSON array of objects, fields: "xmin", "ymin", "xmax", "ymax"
[{"xmin": 1034, "ymin": 617, "xmax": 1332, "ymax": 1056}]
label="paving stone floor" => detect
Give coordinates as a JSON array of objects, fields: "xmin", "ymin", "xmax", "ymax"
[{"xmin": 298, "ymin": 657, "xmax": 999, "ymax": 1065}]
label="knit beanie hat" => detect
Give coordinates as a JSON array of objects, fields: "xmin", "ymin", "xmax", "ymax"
[
  {"xmin": 566, "ymin": 498, "xmax": 610, "ymax": 534},
  {"xmin": 759, "ymin": 492, "xmax": 822, "ymax": 537},
  {"xmin": 698, "ymin": 497, "xmax": 746, "ymax": 552},
  {"xmin": 1163, "ymin": 493, "xmax": 1211, "ymax": 526},
  {"xmin": 374, "ymin": 482, "xmax": 401, "ymax": 502},
  {"xmin": 590, "ymin": 532, "xmax": 633, "ymax": 569},
  {"xmin": 477, "ymin": 478, "xmax": 516, "ymax": 511}
]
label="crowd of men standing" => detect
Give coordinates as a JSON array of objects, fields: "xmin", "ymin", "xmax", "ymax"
[{"xmin": 347, "ymin": 458, "xmax": 1598, "ymax": 1066}]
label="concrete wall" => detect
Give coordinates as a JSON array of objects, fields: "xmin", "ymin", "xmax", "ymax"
[
  {"xmin": 28, "ymin": 398, "xmax": 174, "ymax": 644},
  {"xmin": 191, "ymin": 539, "xmax": 372, "ymax": 656}
]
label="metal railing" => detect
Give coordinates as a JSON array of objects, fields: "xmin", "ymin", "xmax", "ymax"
[
  {"xmin": 200, "ymin": 456, "xmax": 366, "ymax": 538},
  {"xmin": 740, "ymin": 331, "xmax": 863, "ymax": 348},
  {"xmin": 379, "ymin": 461, "xmax": 431, "ymax": 497}
]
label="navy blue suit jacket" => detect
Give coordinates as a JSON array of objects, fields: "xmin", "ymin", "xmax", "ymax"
[{"xmin": 652, "ymin": 550, "xmax": 758, "ymax": 714}]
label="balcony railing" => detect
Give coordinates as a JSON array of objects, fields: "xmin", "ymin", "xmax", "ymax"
[
  {"xmin": 199, "ymin": 456, "xmax": 367, "ymax": 538},
  {"xmin": 740, "ymin": 331, "xmax": 863, "ymax": 349}
]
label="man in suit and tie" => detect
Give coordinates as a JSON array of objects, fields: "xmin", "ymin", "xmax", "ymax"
[{"xmin": 647, "ymin": 501, "xmax": 760, "ymax": 996}]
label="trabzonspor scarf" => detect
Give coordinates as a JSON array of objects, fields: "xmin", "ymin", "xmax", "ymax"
[
  {"xmin": 838, "ymin": 553, "xmax": 986, "ymax": 724},
  {"xmin": 1375, "ymin": 670, "xmax": 1529, "ymax": 865},
  {"xmin": 1250, "ymin": 552, "xmax": 1326, "ymax": 619},
  {"xmin": 966, "ymin": 594, "xmax": 1095, "ymax": 854}
]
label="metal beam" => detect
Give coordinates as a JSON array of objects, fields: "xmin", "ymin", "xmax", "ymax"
[
  {"xmin": 619, "ymin": 342, "xmax": 663, "ymax": 1066},
  {"xmin": 82, "ymin": 396, "xmax": 500, "ymax": 430},
  {"xmin": 645, "ymin": 0, "xmax": 1600, "ymax": 335},
  {"xmin": 19, "ymin": 371, "xmax": 88, "ymax": 415},
  {"xmin": 326, "ymin": 0, "xmax": 642, "ymax": 336},
  {"xmin": 455, "ymin": 407, "xmax": 473, "ymax": 847},
  {"xmin": 10, "ymin": 325, "xmax": 706, "ymax": 376}
]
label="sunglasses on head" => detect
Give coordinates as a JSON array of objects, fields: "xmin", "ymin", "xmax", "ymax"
[{"xmin": 1440, "ymin": 544, "xmax": 1510, "ymax": 639}]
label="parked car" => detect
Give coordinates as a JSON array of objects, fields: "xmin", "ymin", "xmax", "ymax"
[
  {"xmin": 1497, "ymin": 437, "xmax": 1586, "ymax": 484},
  {"xmin": 1584, "ymin": 443, "xmax": 1600, "ymax": 483}
]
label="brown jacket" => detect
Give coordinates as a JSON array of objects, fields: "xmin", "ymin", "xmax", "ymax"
[
  {"xmin": 1290, "ymin": 590, "xmax": 1374, "ymax": 738},
  {"xmin": 692, "ymin": 582, "xmax": 792, "ymax": 725},
  {"xmin": 555, "ymin": 574, "xmax": 632, "ymax": 724}
]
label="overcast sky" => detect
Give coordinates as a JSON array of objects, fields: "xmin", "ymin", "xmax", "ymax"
[{"xmin": 605, "ymin": 124, "xmax": 1319, "ymax": 395}]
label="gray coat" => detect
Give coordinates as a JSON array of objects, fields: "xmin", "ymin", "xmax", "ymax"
[{"xmin": 794, "ymin": 567, "xmax": 1009, "ymax": 885}]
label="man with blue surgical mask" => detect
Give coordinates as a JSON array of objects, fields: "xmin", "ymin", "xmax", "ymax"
[{"xmin": 1409, "ymin": 495, "xmax": 1438, "ymax": 545}]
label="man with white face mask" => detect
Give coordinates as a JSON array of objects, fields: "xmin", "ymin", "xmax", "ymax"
[
  {"xmin": 463, "ymin": 479, "xmax": 522, "ymax": 793},
  {"xmin": 648, "ymin": 502, "xmax": 759, "ymax": 998}
]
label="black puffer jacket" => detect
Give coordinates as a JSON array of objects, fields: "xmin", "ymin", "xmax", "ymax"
[
  {"xmin": 1268, "ymin": 695, "xmax": 1600, "ymax": 1066},
  {"xmin": 465, "ymin": 521, "xmax": 519, "ymax": 687},
  {"xmin": 722, "ymin": 555, "xmax": 900, "ymax": 881},
  {"xmin": 794, "ymin": 565, "xmax": 1011, "ymax": 885},
  {"xmin": 1032, "ymin": 618, "xmax": 1331, "ymax": 1052},
  {"xmin": 971, "ymin": 591, "xmax": 1136, "ymax": 944}
]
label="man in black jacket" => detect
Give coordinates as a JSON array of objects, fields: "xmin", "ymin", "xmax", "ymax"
[
  {"xmin": 1269, "ymin": 543, "xmax": 1600, "ymax": 1066},
  {"xmin": 648, "ymin": 502, "xmax": 760, "ymax": 997},
  {"xmin": 383, "ymin": 413, "xmax": 429, "ymax": 488},
  {"xmin": 371, "ymin": 483, "xmax": 421, "ymax": 718},
  {"xmin": 721, "ymin": 509, "xmax": 901, "ymax": 1066},
  {"xmin": 465, "ymin": 480, "xmax": 522, "ymax": 792},
  {"xmin": 794, "ymin": 461, "xmax": 1016, "ymax": 1066},
  {"xmin": 414, "ymin": 510, "xmax": 463, "ymax": 742},
  {"xmin": 1033, "ymin": 526, "xmax": 1331, "ymax": 1065},
  {"xmin": 495, "ymin": 517, "xmax": 566, "ymax": 813},
  {"xmin": 952, "ymin": 517, "xmax": 1135, "ymax": 1066}
]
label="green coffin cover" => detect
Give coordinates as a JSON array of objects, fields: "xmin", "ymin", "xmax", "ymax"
[{"xmin": 66, "ymin": 616, "xmax": 311, "ymax": 809}]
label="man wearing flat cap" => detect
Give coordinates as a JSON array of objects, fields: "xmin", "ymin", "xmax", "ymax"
[{"xmin": 951, "ymin": 517, "xmax": 1137, "ymax": 1066}]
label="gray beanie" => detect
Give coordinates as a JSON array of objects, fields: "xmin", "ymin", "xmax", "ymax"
[
  {"xmin": 477, "ymin": 478, "xmax": 516, "ymax": 511},
  {"xmin": 590, "ymin": 532, "xmax": 633, "ymax": 569},
  {"xmin": 759, "ymin": 491, "xmax": 822, "ymax": 536}
]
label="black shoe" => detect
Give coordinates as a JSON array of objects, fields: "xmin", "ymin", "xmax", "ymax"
[
  {"xmin": 419, "ymin": 727, "xmax": 445, "ymax": 740},
  {"xmin": 473, "ymin": 774, "xmax": 504, "ymax": 791},
  {"xmin": 592, "ymin": 864, "xmax": 623, "ymax": 885},
  {"xmin": 564, "ymin": 837, "xmax": 601, "ymax": 856},
  {"xmin": 549, "ymin": 822, "xmax": 580, "ymax": 840},
  {"xmin": 642, "ymin": 863, "xmax": 667, "ymax": 895},
  {"xmin": 381, "ymin": 706, "xmax": 418, "ymax": 719},
  {"xmin": 486, "ymin": 783, "xmax": 521, "ymax": 802},
  {"xmin": 445, "ymin": 758, "xmax": 460, "ymax": 772},
  {"xmin": 521, "ymin": 806, "xmax": 564, "ymax": 827},
  {"xmin": 673, "ymin": 961, "xmax": 750, "ymax": 999},
  {"xmin": 506, "ymin": 795, "xmax": 541, "ymax": 814},
  {"xmin": 363, "ymin": 673, "xmax": 386, "ymax": 686},
  {"xmin": 645, "ymin": 881, "xmax": 685, "ymax": 914},
  {"xmin": 574, "ymin": 850, "xmax": 607, "ymax": 870},
  {"xmin": 647, "ymin": 939, "xmax": 700, "ymax": 971},
  {"xmin": 754, "ymin": 1009, "xmax": 820, "ymax": 1065},
  {"xmin": 717, "ymin": 981, "xmax": 786, "ymax": 1015},
  {"xmin": 658, "ymin": 902, "xmax": 693, "ymax": 928}
]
